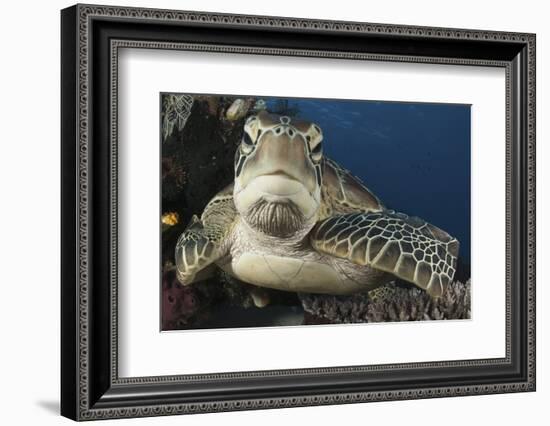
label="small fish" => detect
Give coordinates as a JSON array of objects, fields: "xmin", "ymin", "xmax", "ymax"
[
  {"xmin": 161, "ymin": 211, "xmax": 180, "ymax": 228},
  {"xmin": 252, "ymin": 99, "xmax": 267, "ymax": 112}
]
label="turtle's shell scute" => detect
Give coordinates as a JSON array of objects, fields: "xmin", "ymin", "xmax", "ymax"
[{"xmin": 320, "ymin": 158, "xmax": 384, "ymax": 219}]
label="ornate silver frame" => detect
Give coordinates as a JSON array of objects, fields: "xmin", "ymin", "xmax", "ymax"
[{"xmin": 61, "ymin": 4, "xmax": 536, "ymax": 421}]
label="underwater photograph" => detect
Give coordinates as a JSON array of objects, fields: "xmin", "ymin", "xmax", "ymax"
[{"xmin": 160, "ymin": 93, "xmax": 471, "ymax": 331}]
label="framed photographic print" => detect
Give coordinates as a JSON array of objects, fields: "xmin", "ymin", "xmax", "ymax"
[{"xmin": 61, "ymin": 4, "xmax": 536, "ymax": 421}]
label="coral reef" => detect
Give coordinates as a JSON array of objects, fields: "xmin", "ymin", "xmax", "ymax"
[
  {"xmin": 300, "ymin": 280, "xmax": 471, "ymax": 324},
  {"xmin": 162, "ymin": 267, "xmax": 303, "ymax": 330},
  {"xmin": 160, "ymin": 94, "xmax": 251, "ymax": 267},
  {"xmin": 163, "ymin": 261, "xmax": 471, "ymax": 329},
  {"xmin": 162, "ymin": 94, "xmax": 194, "ymax": 141},
  {"xmin": 162, "ymin": 268, "xmax": 204, "ymax": 330},
  {"xmin": 225, "ymin": 98, "xmax": 252, "ymax": 121}
]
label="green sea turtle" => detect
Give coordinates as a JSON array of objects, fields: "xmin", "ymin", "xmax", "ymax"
[{"xmin": 175, "ymin": 111, "xmax": 459, "ymax": 299}]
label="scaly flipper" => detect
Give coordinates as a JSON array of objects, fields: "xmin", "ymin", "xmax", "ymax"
[
  {"xmin": 310, "ymin": 211, "xmax": 459, "ymax": 297},
  {"xmin": 175, "ymin": 184, "xmax": 236, "ymax": 285},
  {"xmin": 175, "ymin": 216, "xmax": 219, "ymax": 285}
]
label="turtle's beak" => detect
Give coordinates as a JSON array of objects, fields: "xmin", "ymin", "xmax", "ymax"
[
  {"xmin": 240, "ymin": 129, "xmax": 317, "ymax": 195},
  {"xmin": 233, "ymin": 128, "xmax": 321, "ymax": 221}
]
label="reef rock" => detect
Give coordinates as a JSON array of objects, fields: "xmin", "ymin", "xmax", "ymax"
[
  {"xmin": 300, "ymin": 280, "xmax": 471, "ymax": 324},
  {"xmin": 225, "ymin": 98, "xmax": 251, "ymax": 121}
]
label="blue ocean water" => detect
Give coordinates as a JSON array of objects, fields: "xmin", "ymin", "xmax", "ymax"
[{"xmin": 264, "ymin": 97, "xmax": 471, "ymax": 263}]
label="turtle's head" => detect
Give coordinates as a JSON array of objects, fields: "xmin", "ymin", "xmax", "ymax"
[{"xmin": 233, "ymin": 111, "xmax": 323, "ymax": 237}]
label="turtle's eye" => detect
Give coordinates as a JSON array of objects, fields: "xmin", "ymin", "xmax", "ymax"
[
  {"xmin": 310, "ymin": 142, "xmax": 323, "ymax": 163},
  {"xmin": 240, "ymin": 131, "xmax": 255, "ymax": 154},
  {"xmin": 305, "ymin": 123, "xmax": 323, "ymax": 163}
]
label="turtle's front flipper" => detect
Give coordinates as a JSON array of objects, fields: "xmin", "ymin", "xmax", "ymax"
[
  {"xmin": 310, "ymin": 211, "xmax": 459, "ymax": 297},
  {"xmin": 175, "ymin": 216, "xmax": 221, "ymax": 285},
  {"xmin": 175, "ymin": 185, "xmax": 237, "ymax": 285}
]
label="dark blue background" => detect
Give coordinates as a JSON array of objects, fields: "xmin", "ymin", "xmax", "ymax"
[{"xmin": 265, "ymin": 97, "xmax": 471, "ymax": 263}]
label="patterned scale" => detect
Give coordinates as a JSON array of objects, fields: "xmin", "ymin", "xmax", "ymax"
[{"xmin": 310, "ymin": 210, "xmax": 459, "ymax": 297}]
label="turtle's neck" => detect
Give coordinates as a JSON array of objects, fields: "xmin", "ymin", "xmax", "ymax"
[{"xmin": 242, "ymin": 198, "xmax": 314, "ymax": 239}]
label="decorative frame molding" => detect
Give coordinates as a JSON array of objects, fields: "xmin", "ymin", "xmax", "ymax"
[{"xmin": 61, "ymin": 4, "xmax": 535, "ymax": 421}]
